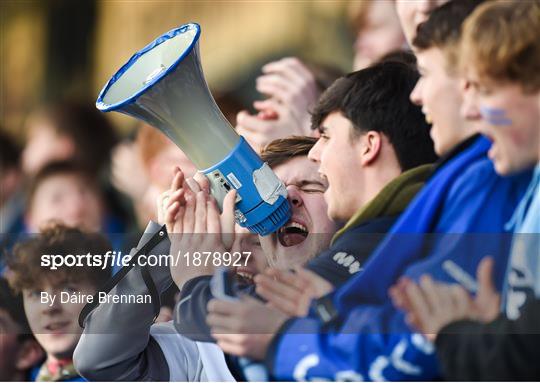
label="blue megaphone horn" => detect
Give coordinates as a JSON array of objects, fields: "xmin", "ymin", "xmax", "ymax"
[{"xmin": 96, "ymin": 23, "xmax": 290, "ymax": 235}]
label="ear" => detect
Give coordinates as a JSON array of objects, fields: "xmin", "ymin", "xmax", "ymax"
[
  {"xmin": 15, "ymin": 338, "xmax": 45, "ymax": 371},
  {"xmin": 359, "ymin": 131, "xmax": 382, "ymax": 166}
]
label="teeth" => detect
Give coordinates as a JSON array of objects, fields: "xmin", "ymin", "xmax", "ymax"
[
  {"xmin": 423, "ymin": 110, "xmax": 433, "ymax": 124},
  {"xmin": 237, "ymin": 272, "xmax": 254, "ymax": 281},
  {"xmin": 285, "ymin": 222, "xmax": 307, "ymax": 232}
]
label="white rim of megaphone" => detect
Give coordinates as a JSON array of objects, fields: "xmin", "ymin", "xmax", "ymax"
[{"xmin": 95, "ymin": 22, "xmax": 201, "ymax": 112}]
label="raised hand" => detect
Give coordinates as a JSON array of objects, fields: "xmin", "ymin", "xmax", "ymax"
[
  {"xmin": 255, "ymin": 267, "xmax": 333, "ymax": 317},
  {"xmin": 207, "ymin": 295, "xmax": 287, "ymax": 360},
  {"xmin": 389, "ymin": 256, "xmax": 501, "ymax": 341},
  {"xmin": 235, "ymin": 57, "xmax": 320, "ymax": 152}
]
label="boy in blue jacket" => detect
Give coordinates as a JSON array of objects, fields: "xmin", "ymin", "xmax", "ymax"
[{"xmin": 392, "ymin": 1, "xmax": 540, "ymax": 380}]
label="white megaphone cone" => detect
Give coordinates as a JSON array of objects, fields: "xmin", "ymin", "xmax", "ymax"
[{"xmin": 96, "ymin": 23, "xmax": 290, "ymax": 235}]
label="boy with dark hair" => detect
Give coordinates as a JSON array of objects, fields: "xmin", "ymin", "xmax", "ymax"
[
  {"xmin": 266, "ymin": 61, "xmax": 437, "ymax": 290},
  {"xmin": 7, "ymin": 224, "xmax": 111, "ymax": 381},
  {"xmin": 0, "ymin": 277, "xmax": 44, "ymax": 381},
  {"xmin": 207, "ymin": 63, "xmax": 439, "ymax": 354},
  {"xmin": 210, "ymin": 1, "xmax": 532, "ymax": 380},
  {"xmin": 310, "ymin": 61, "xmax": 437, "ymax": 172}
]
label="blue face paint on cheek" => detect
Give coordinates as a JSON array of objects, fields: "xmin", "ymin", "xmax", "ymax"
[{"xmin": 480, "ymin": 106, "xmax": 513, "ymax": 126}]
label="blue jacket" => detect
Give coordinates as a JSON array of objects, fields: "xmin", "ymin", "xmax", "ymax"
[{"xmin": 267, "ymin": 136, "xmax": 532, "ymax": 381}]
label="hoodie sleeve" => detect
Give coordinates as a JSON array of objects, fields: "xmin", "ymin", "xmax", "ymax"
[
  {"xmin": 173, "ymin": 275, "xmax": 216, "ymax": 342},
  {"xmin": 74, "ymin": 222, "xmax": 174, "ymax": 381}
]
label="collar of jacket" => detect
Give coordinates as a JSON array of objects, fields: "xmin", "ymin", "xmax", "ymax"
[
  {"xmin": 331, "ymin": 163, "xmax": 433, "ymax": 244},
  {"xmin": 431, "ymin": 133, "xmax": 480, "ymax": 177}
]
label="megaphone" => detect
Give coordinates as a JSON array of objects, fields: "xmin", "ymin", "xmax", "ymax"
[{"xmin": 96, "ymin": 23, "xmax": 291, "ymax": 235}]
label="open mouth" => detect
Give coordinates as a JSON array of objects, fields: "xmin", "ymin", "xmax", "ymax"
[
  {"xmin": 236, "ymin": 266, "xmax": 255, "ymax": 283},
  {"xmin": 277, "ymin": 221, "xmax": 309, "ymax": 247}
]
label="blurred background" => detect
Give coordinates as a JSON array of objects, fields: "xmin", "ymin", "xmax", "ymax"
[
  {"xmin": 0, "ymin": 0, "xmax": 355, "ymax": 138},
  {"xmin": 0, "ymin": 1, "xmax": 411, "ymax": 360},
  {"xmin": 1, "ymin": 0, "xmax": 407, "ymax": 247}
]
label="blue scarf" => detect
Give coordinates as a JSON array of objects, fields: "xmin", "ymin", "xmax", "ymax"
[{"xmin": 335, "ymin": 135, "xmax": 492, "ymax": 310}]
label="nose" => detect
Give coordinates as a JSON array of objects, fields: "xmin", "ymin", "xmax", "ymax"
[
  {"xmin": 308, "ymin": 139, "xmax": 322, "ymax": 163},
  {"xmin": 42, "ymin": 290, "xmax": 62, "ymax": 316},
  {"xmin": 67, "ymin": 196, "xmax": 86, "ymax": 222},
  {"xmin": 410, "ymin": 79, "xmax": 423, "ymax": 106},
  {"xmin": 286, "ymin": 186, "xmax": 303, "ymax": 208}
]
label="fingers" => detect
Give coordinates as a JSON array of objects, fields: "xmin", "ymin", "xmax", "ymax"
[
  {"xmin": 253, "ymin": 99, "xmax": 286, "ymax": 115},
  {"xmin": 220, "ymin": 190, "xmax": 237, "ymax": 249},
  {"xmin": 295, "ymin": 267, "xmax": 333, "ymax": 297},
  {"xmin": 186, "ymin": 177, "xmax": 202, "ymax": 193},
  {"xmin": 207, "ymin": 298, "xmax": 235, "ymax": 315},
  {"xmin": 194, "ymin": 191, "xmax": 207, "ymax": 234},
  {"xmin": 261, "ymin": 57, "xmax": 313, "ymax": 85},
  {"xmin": 389, "ymin": 277, "xmax": 412, "ymax": 311},
  {"xmin": 448, "ymin": 284, "xmax": 473, "ymax": 317},
  {"xmin": 403, "ymin": 279, "xmax": 433, "ymax": 334},
  {"xmin": 274, "ymin": 268, "xmax": 311, "ymax": 293},
  {"xmin": 477, "ymin": 256, "xmax": 496, "ymax": 295},
  {"xmin": 255, "ymin": 270, "xmax": 306, "ymax": 316},
  {"xmin": 256, "ymin": 75, "xmax": 296, "ymax": 103},
  {"xmin": 236, "ymin": 111, "xmax": 273, "ymax": 133},
  {"xmin": 171, "ymin": 167, "xmax": 184, "ymax": 191},
  {"xmin": 193, "ymin": 172, "xmax": 210, "ymax": 194},
  {"xmin": 474, "ymin": 256, "xmax": 501, "ymax": 322},
  {"xmin": 182, "ymin": 191, "xmax": 196, "ymax": 233},
  {"xmin": 165, "ymin": 200, "xmax": 180, "ymax": 224},
  {"xmin": 207, "ymin": 196, "xmax": 222, "ymax": 234},
  {"xmin": 157, "ymin": 191, "xmax": 168, "ymax": 224},
  {"xmin": 213, "ymin": 335, "xmax": 247, "ymax": 356},
  {"xmin": 418, "ymin": 275, "xmax": 440, "ymax": 314}
]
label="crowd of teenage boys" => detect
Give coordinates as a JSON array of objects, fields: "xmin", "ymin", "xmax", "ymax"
[{"xmin": 0, "ymin": 0, "xmax": 538, "ymax": 381}]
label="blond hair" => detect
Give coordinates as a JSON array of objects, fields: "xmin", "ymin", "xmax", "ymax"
[{"xmin": 460, "ymin": 0, "xmax": 540, "ymax": 92}]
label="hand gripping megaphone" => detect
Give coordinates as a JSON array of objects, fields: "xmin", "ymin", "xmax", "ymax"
[{"xmin": 96, "ymin": 23, "xmax": 291, "ymax": 235}]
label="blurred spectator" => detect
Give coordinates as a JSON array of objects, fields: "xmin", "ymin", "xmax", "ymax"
[
  {"xmin": 25, "ymin": 161, "xmax": 104, "ymax": 233},
  {"xmin": 396, "ymin": 0, "xmax": 449, "ymax": 45},
  {"xmin": 348, "ymin": 0, "xmax": 407, "ymax": 70},
  {"xmin": 0, "ymin": 130, "xmax": 25, "ymax": 257},
  {"xmin": 22, "ymin": 101, "xmax": 118, "ymax": 176},
  {"xmin": 111, "ymin": 124, "xmax": 198, "ymax": 227},
  {"xmin": 236, "ymin": 58, "xmax": 342, "ymax": 152},
  {"xmin": 6, "ymin": 224, "xmax": 111, "ymax": 382},
  {"xmin": 21, "ymin": 101, "xmax": 137, "ymax": 243},
  {"xmin": 0, "ymin": 130, "xmax": 23, "ymax": 215},
  {"xmin": 0, "ymin": 277, "xmax": 45, "ymax": 381}
]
